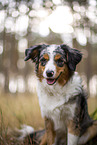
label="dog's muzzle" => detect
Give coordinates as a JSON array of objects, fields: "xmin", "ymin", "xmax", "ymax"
[
  {"xmin": 46, "ymin": 70, "xmax": 62, "ymax": 85},
  {"xmin": 46, "ymin": 70, "xmax": 54, "ymax": 78}
]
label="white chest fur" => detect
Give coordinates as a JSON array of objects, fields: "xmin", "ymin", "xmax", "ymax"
[{"xmin": 37, "ymin": 72, "xmax": 82, "ymax": 130}]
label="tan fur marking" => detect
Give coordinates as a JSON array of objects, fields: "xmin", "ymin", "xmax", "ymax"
[
  {"xmin": 40, "ymin": 133, "xmax": 47, "ymax": 145},
  {"xmin": 37, "ymin": 63, "xmax": 44, "ymax": 82},
  {"xmin": 45, "ymin": 117, "xmax": 56, "ymax": 145},
  {"xmin": 55, "ymin": 64, "xmax": 71, "ymax": 86},
  {"xmin": 78, "ymin": 121, "xmax": 97, "ymax": 144},
  {"xmin": 67, "ymin": 120, "xmax": 80, "ymax": 136},
  {"xmin": 31, "ymin": 49, "xmax": 38, "ymax": 59},
  {"xmin": 43, "ymin": 54, "xmax": 49, "ymax": 60},
  {"xmin": 37, "ymin": 54, "xmax": 49, "ymax": 82},
  {"xmin": 40, "ymin": 117, "xmax": 56, "ymax": 145},
  {"xmin": 54, "ymin": 54, "xmax": 61, "ymax": 61},
  {"xmin": 85, "ymin": 121, "xmax": 97, "ymax": 141}
]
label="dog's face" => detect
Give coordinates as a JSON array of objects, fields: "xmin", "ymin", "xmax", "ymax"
[{"xmin": 25, "ymin": 44, "xmax": 82, "ymax": 86}]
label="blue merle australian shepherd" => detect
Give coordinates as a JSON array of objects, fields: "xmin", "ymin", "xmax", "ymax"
[{"xmin": 16, "ymin": 44, "xmax": 97, "ymax": 145}]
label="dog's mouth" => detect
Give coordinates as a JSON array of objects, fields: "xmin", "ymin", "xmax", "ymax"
[
  {"xmin": 47, "ymin": 79, "xmax": 56, "ymax": 85},
  {"xmin": 46, "ymin": 72, "xmax": 62, "ymax": 85}
]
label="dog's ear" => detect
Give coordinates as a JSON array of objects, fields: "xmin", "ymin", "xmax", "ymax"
[
  {"xmin": 61, "ymin": 44, "xmax": 82, "ymax": 71},
  {"xmin": 24, "ymin": 45, "xmax": 45, "ymax": 62}
]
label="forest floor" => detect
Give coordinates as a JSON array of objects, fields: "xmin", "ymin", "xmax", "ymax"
[{"xmin": 0, "ymin": 93, "xmax": 97, "ymax": 145}]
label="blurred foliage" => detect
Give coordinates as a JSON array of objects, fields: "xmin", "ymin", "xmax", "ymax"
[{"xmin": 91, "ymin": 109, "xmax": 97, "ymax": 120}]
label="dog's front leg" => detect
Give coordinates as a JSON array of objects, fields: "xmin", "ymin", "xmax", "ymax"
[
  {"xmin": 67, "ymin": 133, "xmax": 79, "ymax": 145},
  {"xmin": 45, "ymin": 117, "xmax": 56, "ymax": 145},
  {"xmin": 67, "ymin": 120, "xmax": 80, "ymax": 145},
  {"xmin": 40, "ymin": 132, "xmax": 47, "ymax": 145}
]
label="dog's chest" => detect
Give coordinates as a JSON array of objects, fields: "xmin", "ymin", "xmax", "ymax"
[
  {"xmin": 37, "ymin": 82, "xmax": 77, "ymax": 130},
  {"xmin": 37, "ymin": 73, "xmax": 82, "ymax": 130}
]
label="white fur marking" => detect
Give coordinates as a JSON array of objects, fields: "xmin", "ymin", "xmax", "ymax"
[
  {"xmin": 43, "ymin": 45, "xmax": 58, "ymax": 78},
  {"xmin": 43, "ymin": 59, "xmax": 56, "ymax": 78},
  {"xmin": 16, "ymin": 125, "xmax": 34, "ymax": 140},
  {"xmin": 37, "ymin": 72, "xmax": 82, "ymax": 130},
  {"xmin": 68, "ymin": 133, "xmax": 79, "ymax": 145}
]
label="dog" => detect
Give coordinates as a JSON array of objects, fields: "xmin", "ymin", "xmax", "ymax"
[{"xmin": 23, "ymin": 44, "xmax": 97, "ymax": 145}]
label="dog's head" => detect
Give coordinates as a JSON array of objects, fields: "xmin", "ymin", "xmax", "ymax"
[{"xmin": 25, "ymin": 44, "xmax": 82, "ymax": 86}]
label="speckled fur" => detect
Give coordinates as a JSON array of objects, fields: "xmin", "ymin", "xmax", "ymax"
[
  {"xmin": 24, "ymin": 44, "xmax": 96, "ymax": 145},
  {"xmin": 37, "ymin": 72, "xmax": 82, "ymax": 123}
]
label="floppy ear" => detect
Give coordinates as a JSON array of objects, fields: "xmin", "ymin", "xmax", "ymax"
[
  {"xmin": 61, "ymin": 44, "xmax": 82, "ymax": 71},
  {"xmin": 24, "ymin": 45, "xmax": 44, "ymax": 62}
]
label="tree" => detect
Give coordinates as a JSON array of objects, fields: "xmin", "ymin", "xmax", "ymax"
[{"xmin": 0, "ymin": 0, "xmax": 97, "ymax": 93}]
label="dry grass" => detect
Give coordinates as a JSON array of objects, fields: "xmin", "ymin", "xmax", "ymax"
[
  {"xmin": 0, "ymin": 93, "xmax": 97, "ymax": 144},
  {"xmin": 0, "ymin": 93, "xmax": 44, "ymax": 144}
]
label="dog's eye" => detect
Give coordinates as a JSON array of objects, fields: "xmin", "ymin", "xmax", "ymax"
[
  {"xmin": 55, "ymin": 58, "xmax": 64, "ymax": 67},
  {"xmin": 40, "ymin": 58, "xmax": 47, "ymax": 66}
]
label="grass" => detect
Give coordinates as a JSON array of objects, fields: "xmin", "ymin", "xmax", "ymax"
[
  {"xmin": 0, "ymin": 93, "xmax": 44, "ymax": 145},
  {"xmin": 0, "ymin": 93, "xmax": 97, "ymax": 144}
]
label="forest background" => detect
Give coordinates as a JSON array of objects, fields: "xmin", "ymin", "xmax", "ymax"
[{"xmin": 0, "ymin": 0, "xmax": 97, "ymax": 144}]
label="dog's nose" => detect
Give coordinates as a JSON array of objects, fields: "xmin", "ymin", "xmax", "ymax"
[{"xmin": 46, "ymin": 70, "xmax": 54, "ymax": 77}]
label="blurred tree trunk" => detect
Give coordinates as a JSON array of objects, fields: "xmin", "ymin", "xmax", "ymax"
[
  {"xmin": 3, "ymin": 30, "xmax": 9, "ymax": 93},
  {"xmin": 2, "ymin": 32, "xmax": 19, "ymax": 93},
  {"xmin": 85, "ymin": 42, "xmax": 92, "ymax": 93},
  {"xmin": 10, "ymin": 34, "xmax": 18, "ymax": 73}
]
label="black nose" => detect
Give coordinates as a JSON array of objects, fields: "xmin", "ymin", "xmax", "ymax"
[{"xmin": 46, "ymin": 70, "xmax": 54, "ymax": 77}]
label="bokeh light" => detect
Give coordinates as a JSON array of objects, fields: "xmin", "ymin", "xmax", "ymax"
[
  {"xmin": 0, "ymin": 0, "xmax": 97, "ymax": 96},
  {"xmin": 18, "ymin": 38, "xmax": 28, "ymax": 53}
]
